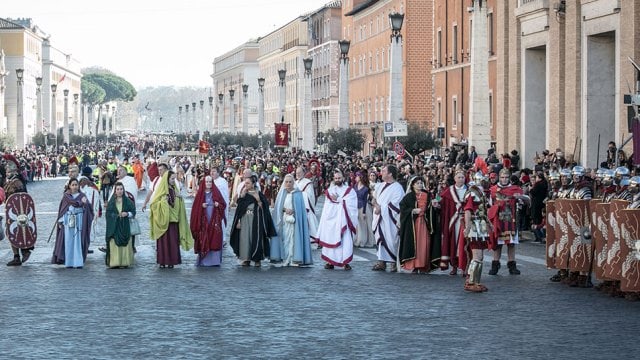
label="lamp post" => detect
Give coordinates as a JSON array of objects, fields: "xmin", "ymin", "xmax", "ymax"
[
  {"xmin": 257, "ymin": 77, "xmax": 265, "ymax": 140},
  {"xmin": 111, "ymin": 105, "xmax": 117, "ymax": 134},
  {"xmin": 35, "ymin": 76, "xmax": 43, "ymax": 134},
  {"xmin": 208, "ymin": 95, "xmax": 214, "ymax": 135},
  {"xmin": 199, "ymin": 99, "xmax": 205, "ymax": 140},
  {"xmin": 242, "ymin": 84, "xmax": 249, "ymax": 134},
  {"xmin": 63, "ymin": 89, "xmax": 69, "ymax": 144},
  {"xmin": 302, "ymin": 57, "xmax": 313, "ymax": 151},
  {"xmin": 338, "ymin": 40, "xmax": 350, "ymax": 129},
  {"xmin": 185, "ymin": 104, "xmax": 190, "ymax": 135},
  {"xmin": 178, "ymin": 106, "xmax": 182, "ymax": 133},
  {"xmin": 50, "ymin": 83, "xmax": 57, "ymax": 150},
  {"xmin": 15, "ymin": 69, "xmax": 24, "ymax": 148},
  {"xmin": 228, "ymin": 89, "xmax": 235, "ymax": 135},
  {"xmin": 73, "ymin": 93, "xmax": 79, "ymax": 137},
  {"xmin": 217, "ymin": 93, "xmax": 224, "ymax": 133},
  {"xmin": 278, "ymin": 69, "xmax": 286, "ymax": 139},
  {"xmin": 192, "ymin": 102, "xmax": 197, "ymax": 137},
  {"xmin": 387, "ymin": 12, "xmax": 405, "ymax": 158},
  {"xmin": 104, "ymin": 103, "xmax": 110, "ymax": 140}
]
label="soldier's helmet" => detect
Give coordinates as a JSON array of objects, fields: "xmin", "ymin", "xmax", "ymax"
[
  {"xmin": 629, "ymin": 176, "xmax": 640, "ymax": 194},
  {"xmin": 548, "ymin": 171, "xmax": 560, "ymax": 182},
  {"xmin": 595, "ymin": 168, "xmax": 608, "ymax": 182},
  {"xmin": 601, "ymin": 169, "xmax": 616, "ymax": 186},
  {"xmin": 560, "ymin": 168, "xmax": 572, "ymax": 178},
  {"xmin": 571, "ymin": 165, "xmax": 586, "ymax": 177},
  {"xmin": 614, "ymin": 166, "xmax": 631, "ymax": 185},
  {"xmin": 472, "ymin": 171, "xmax": 486, "ymax": 185}
]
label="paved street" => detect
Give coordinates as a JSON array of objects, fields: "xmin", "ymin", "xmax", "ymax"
[{"xmin": 1, "ymin": 177, "xmax": 638, "ymax": 359}]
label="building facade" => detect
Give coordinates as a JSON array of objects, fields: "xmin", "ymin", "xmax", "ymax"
[
  {"xmin": 432, "ymin": 0, "xmax": 498, "ymax": 150},
  {"xmin": 306, "ymin": 1, "xmax": 343, "ymax": 149},
  {"xmin": 498, "ymin": 0, "xmax": 640, "ymax": 168},
  {"xmin": 257, "ymin": 17, "xmax": 310, "ymax": 148},
  {"xmin": 212, "ymin": 39, "xmax": 260, "ymax": 135},
  {"xmin": 344, "ymin": 0, "xmax": 434, "ymax": 155}
]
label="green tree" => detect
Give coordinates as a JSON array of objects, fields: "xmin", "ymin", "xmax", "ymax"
[
  {"xmin": 402, "ymin": 124, "xmax": 437, "ymax": 155},
  {"xmin": 326, "ymin": 128, "xmax": 365, "ymax": 155}
]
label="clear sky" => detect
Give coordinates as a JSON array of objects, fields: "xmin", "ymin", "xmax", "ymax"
[{"xmin": 2, "ymin": 0, "xmax": 331, "ymax": 88}]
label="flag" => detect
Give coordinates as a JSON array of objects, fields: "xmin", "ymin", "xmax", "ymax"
[
  {"xmin": 198, "ymin": 140, "xmax": 211, "ymax": 154},
  {"xmin": 275, "ymin": 123, "xmax": 289, "ymax": 147},
  {"xmin": 58, "ymin": 73, "xmax": 66, "ymax": 84}
]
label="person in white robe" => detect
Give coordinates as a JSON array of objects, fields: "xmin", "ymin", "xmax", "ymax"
[
  {"xmin": 371, "ymin": 165, "xmax": 404, "ymax": 272},
  {"xmin": 295, "ymin": 166, "xmax": 319, "ymax": 243},
  {"xmin": 317, "ymin": 169, "xmax": 358, "ymax": 270}
]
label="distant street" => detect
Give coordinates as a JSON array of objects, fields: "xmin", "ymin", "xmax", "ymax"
[{"xmin": 0, "ymin": 177, "xmax": 638, "ymax": 359}]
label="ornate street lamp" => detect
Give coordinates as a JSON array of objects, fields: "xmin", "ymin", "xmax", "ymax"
[
  {"xmin": 15, "ymin": 69, "xmax": 24, "ymax": 147},
  {"xmin": 338, "ymin": 40, "xmax": 350, "ymax": 129},
  {"xmin": 229, "ymin": 89, "xmax": 235, "ymax": 134},
  {"xmin": 51, "ymin": 83, "xmax": 57, "ymax": 149},
  {"xmin": 258, "ymin": 78, "xmax": 265, "ymax": 142},
  {"xmin": 35, "ymin": 76, "xmax": 43, "ymax": 134},
  {"xmin": 389, "ymin": 12, "xmax": 405, "ymax": 38},
  {"xmin": 242, "ymin": 84, "xmax": 248, "ymax": 134},
  {"xmin": 217, "ymin": 93, "xmax": 224, "ymax": 133},
  {"xmin": 338, "ymin": 39, "xmax": 351, "ymax": 59},
  {"xmin": 278, "ymin": 69, "xmax": 286, "ymax": 86},
  {"xmin": 63, "ymin": 89, "xmax": 69, "ymax": 144},
  {"xmin": 302, "ymin": 57, "xmax": 313, "ymax": 151}
]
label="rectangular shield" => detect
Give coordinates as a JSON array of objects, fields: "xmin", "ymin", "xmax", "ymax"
[
  {"xmin": 604, "ymin": 200, "xmax": 630, "ymax": 281},
  {"xmin": 545, "ymin": 200, "xmax": 556, "ymax": 268},
  {"xmin": 591, "ymin": 201, "xmax": 611, "ymax": 281},
  {"xmin": 619, "ymin": 209, "xmax": 640, "ymax": 292}
]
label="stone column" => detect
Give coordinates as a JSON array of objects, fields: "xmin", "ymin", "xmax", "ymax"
[{"xmin": 468, "ymin": 0, "xmax": 492, "ymax": 157}]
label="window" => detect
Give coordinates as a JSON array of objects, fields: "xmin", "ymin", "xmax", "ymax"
[
  {"xmin": 452, "ymin": 25, "xmax": 458, "ymax": 64},
  {"xmin": 437, "ymin": 29, "xmax": 442, "ymax": 67},
  {"xmin": 452, "ymin": 96, "xmax": 458, "ymax": 130},
  {"xmin": 488, "ymin": 12, "xmax": 494, "ymax": 55}
]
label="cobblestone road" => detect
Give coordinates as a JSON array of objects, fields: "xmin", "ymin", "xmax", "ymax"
[{"xmin": 0, "ymin": 177, "xmax": 638, "ymax": 359}]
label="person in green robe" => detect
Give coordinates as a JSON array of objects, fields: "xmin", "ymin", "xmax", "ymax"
[{"xmin": 105, "ymin": 182, "xmax": 136, "ymax": 268}]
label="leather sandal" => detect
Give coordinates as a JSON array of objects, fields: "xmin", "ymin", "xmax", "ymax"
[{"xmin": 371, "ymin": 262, "xmax": 386, "ymax": 271}]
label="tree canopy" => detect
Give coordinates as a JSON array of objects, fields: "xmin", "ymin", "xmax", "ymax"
[{"xmin": 81, "ymin": 70, "xmax": 136, "ymax": 105}]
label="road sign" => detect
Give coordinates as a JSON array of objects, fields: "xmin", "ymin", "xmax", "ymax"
[
  {"xmin": 384, "ymin": 119, "xmax": 408, "ymax": 137},
  {"xmin": 393, "ymin": 141, "xmax": 405, "ymax": 156}
]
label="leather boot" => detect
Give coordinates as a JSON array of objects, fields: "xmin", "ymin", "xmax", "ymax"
[
  {"xmin": 7, "ymin": 255, "xmax": 22, "ymax": 266},
  {"xmin": 488, "ymin": 260, "xmax": 500, "ymax": 275},
  {"xmin": 507, "ymin": 261, "xmax": 521, "ymax": 275}
]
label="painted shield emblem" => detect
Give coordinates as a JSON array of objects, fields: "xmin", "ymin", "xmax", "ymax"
[{"xmin": 5, "ymin": 193, "xmax": 37, "ymax": 249}]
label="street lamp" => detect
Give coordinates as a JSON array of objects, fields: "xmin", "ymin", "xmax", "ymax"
[
  {"xmin": 242, "ymin": 84, "xmax": 248, "ymax": 134},
  {"xmin": 278, "ymin": 69, "xmax": 286, "ymax": 128},
  {"xmin": 35, "ymin": 76, "xmax": 43, "ymax": 133},
  {"xmin": 51, "ymin": 83, "xmax": 57, "ymax": 150},
  {"xmin": 257, "ymin": 77, "xmax": 265, "ymax": 137},
  {"xmin": 229, "ymin": 89, "xmax": 235, "ymax": 134},
  {"xmin": 208, "ymin": 95, "xmax": 214, "ymax": 134},
  {"xmin": 338, "ymin": 40, "xmax": 350, "ymax": 129},
  {"xmin": 217, "ymin": 93, "xmax": 224, "ymax": 133},
  {"xmin": 199, "ymin": 100, "xmax": 205, "ymax": 139},
  {"xmin": 73, "ymin": 93, "xmax": 79, "ymax": 137},
  {"xmin": 302, "ymin": 57, "xmax": 313, "ymax": 151},
  {"xmin": 178, "ymin": 105, "xmax": 182, "ymax": 133},
  {"xmin": 15, "ymin": 69, "xmax": 24, "ymax": 148},
  {"xmin": 63, "ymin": 89, "xmax": 69, "ymax": 144},
  {"xmin": 389, "ymin": 12, "xmax": 405, "ymax": 38}
]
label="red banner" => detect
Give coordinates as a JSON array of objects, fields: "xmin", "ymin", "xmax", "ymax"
[
  {"xmin": 198, "ymin": 140, "xmax": 210, "ymax": 154},
  {"xmin": 275, "ymin": 123, "xmax": 289, "ymax": 147}
]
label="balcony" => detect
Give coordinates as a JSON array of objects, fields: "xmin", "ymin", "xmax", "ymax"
[{"xmin": 515, "ymin": 0, "xmax": 550, "ymax": 18}]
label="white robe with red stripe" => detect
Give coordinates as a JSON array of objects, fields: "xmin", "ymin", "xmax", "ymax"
[
  {"xmin": 373, "ymin": 181, "xmax": 404, "ymax": 262},
  {"xmin": 296, "ymin": 177, "xmax": 319, "ymax": 242},
  {"xmin": 318, "ymin": 183, "xmax": 358, "ymax": 266}
]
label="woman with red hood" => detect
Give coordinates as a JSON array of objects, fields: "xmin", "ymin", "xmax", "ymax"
[{"xmin": 190, "ymin": 175, "xmax": 226, "ymax": 266}]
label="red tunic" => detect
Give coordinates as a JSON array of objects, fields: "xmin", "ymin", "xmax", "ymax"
[{"xmin": 488, "ymin": 183, "xmax": 523, "ymax": 249}]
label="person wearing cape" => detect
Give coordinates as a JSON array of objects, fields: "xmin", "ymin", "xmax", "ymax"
[
  {"xmin": 149, "ymin": 171, "xmax": 194, "ymax": 268},
  {"xmin": 230, "ymin": 175, "xmax": 277, "ymax": 267},
  {"xmin": 51, "ymin": 178, "xmax": 95, "ymax": 268},
  {"xmin": 105, "ymin": 182, "xmax": 136, "ymax": 268},
  {"xmin": 190, "ymin": 175, "xmax": 226, "ymax": 266},
  {"xmin": 270, "ymin": 174, "xmax": 313, "ymax": 266}
]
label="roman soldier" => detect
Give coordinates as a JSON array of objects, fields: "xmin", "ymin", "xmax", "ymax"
[
  {"xmin": 488, "ymin": 168, "xmax": 526, "ymax": 275},
  {"xmin": 2, "ymin": 154, "xmax": 32, "ymax": 266},
  {"xmin": 461, "ymin": 172, "xmax": 491, "ymax": 292}
]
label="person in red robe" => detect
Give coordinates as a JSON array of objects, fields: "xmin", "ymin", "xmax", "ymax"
[
  {"xmin": 438, "ymin": 170, "xmax": 468, "ymax": 275},
  {"xmin": 190, "ymin": 176, "xmax": 226, "ymax": 266},
  {"xmin": 488, "ymin": 168, "xmax": 524, "ymax": 275}
]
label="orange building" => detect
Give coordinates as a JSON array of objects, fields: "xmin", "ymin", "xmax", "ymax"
[
  {"xmin": 343, "ymin": 0, "xmax": 433, "ymax": 154},
  {"xmin": 432, "ymin": 0, "xmax": 497, "ymax": 148}
]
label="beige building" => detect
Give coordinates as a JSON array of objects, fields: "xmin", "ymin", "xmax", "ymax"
[
  {"xmin": 212, "ymin": 39, "xmax": 259, "ymax": 134},
  {"xmin": 306, "ymin": 1, "xmax": 343, "ymax": 146},
  {"xmin": 498, "ymin": 0, "xmax": 640, "ymax": 168},
  {"xmin": 0, "ymin": 17, "xmax": 81, "ymax": 148},
  {"xmin": 257, "ymin": 16, "xmax": 310, "ymax": 148}
]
